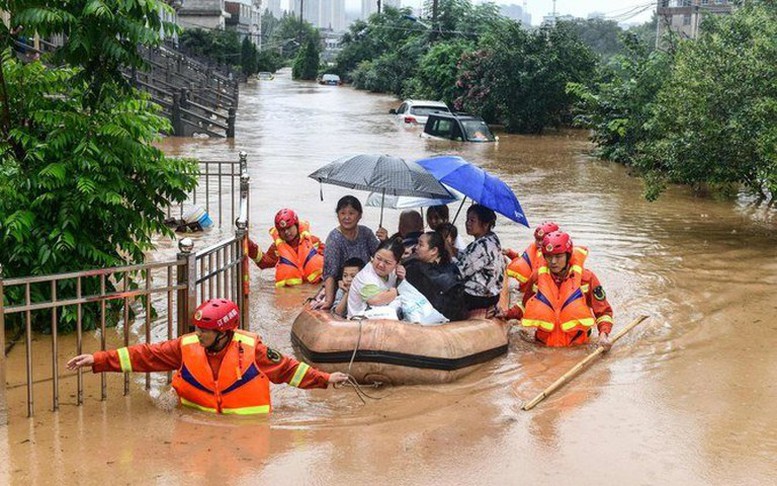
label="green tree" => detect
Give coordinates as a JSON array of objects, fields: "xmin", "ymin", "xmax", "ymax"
[
  {"xmin": 292, "ymin": 36, "xmax": 320, "ymax": 80},
  {"xmin": 241, "ymin": 37, "xmax": 258, "ymax": 75},
  {"xmin": 179, "ymin": 28, "xmax": 242, "ymax": 67},
  {"xmin": 635, "ymin": 4, "xmax": 777, "ymax": 200},
  {"xmin": 567, "ymin": 33, "xmax": 672, "ymax": 165},
  {"xmin": 561, "ymin": 18, "xmax": 624, "ymax": 60},
  {"xmin": 456, "ymin": 21, "xmax": 597, "ymax": 133},
  {"xmin": 256, "ymin": 48, "xmax": 283, "ymax": 73},
  {"xmin": 404, "ymin": 39, "xmax": 474, "ymax": 105},
  {"xmin": 0, "ymin": 1, "xmax": 198, "ymax": 330}
]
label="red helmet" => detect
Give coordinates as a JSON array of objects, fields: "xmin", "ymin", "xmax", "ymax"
[
  {"xmin": 534, "ymin": 221, "xmax": 560, "ymax": 241},
  {"xmin": 541, "ymin": 231, "xmax": 573, "ymax": 256},
  {"xmin": 193, "ymin": 299, "xmax": 240, "ymax": 331},
  {"xmin": 274, "ymin": 208, "xmax": 299, "ymax": 231}
]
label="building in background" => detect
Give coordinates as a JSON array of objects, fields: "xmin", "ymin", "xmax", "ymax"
[
  {"xmin": 264, "ymin": 0, "xmax": 282, "ymax": 19},
  {"xmin": 656, "ymin": 0, "xmax": 734, "ymax": 40},
  {"xmin": 499, "ymin": 3, "xmax": 532, "ymax": 25},
  {"xmin": 225, "ymin": 0, "xmax": 262, "ymax": 46},
  {"xmin": 178, "ymin": 0, "xmax": 230, "ymax": 30},
  {"xmin": 290, "ymin": 0, "xmax": 345, "ymax": 30},
  {"xmin": 360, "ymin": 0, "xmax": 399, "ymax": 21}
]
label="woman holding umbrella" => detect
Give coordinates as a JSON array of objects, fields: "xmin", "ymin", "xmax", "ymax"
[
  {"xmin": 312, "ymin": 195, "xmax": 380, "ymax": 310},
  {"xmin": 456, "ymin": 204, "xmax": 505, "ymax": 318}
]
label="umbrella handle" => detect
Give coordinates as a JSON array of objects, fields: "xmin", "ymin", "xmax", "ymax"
[
  {"xmin": 379, "ymin": 189, "xmax": 385, "ymax": 228},
  {"xmin": 452, "ymin": 197, "xmax": 467, "ymax": 224}
]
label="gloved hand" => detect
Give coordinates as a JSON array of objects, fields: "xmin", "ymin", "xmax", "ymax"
[{"xmin": 247, "ymin": 238, "xmax": 259, "ymax": 260}]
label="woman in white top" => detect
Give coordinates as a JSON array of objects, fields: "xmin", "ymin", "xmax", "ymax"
[{"xmin": 347, "ymin": 238, "xmax": 406, "ymax": 318}]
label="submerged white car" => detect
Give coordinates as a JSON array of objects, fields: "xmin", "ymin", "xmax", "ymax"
[{"xmin": 390, "ymin": 99, "xmax": 450, "ymax": 126}]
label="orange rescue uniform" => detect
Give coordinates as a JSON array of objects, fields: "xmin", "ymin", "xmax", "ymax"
[
  {"xmin": 92, "ymin": 330, "xmax": 330, "ymax": 414},
  {"xmin": 508, "ymin": 248, "xmax": 613, "ymax": 347},
  {"xmin": 251, "ymin": 220, "xmax": 325, "ymax": 287},
  {"xmin": 506, "ymin": 243, "xmax": 541, "ymax": 292}
]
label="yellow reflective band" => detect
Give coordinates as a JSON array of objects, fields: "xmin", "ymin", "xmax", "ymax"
[
  {"xmin": 517, "ymin": 302, "xmax": 526, "ymax": 312},
  {"xmin": 300, "ymin": 230, "xmax": 311, "ymax": 239},
  {"xmin": 274, "ymin": 238, "xmax": 284, "ymax": 246},
  {"xmin": 581, "ymin": 284, "xmax": 590, "ymax": 293},
  {"xmin": 570, "ymin": 265, "xmax": 583, "ymax": 274},
  {"xmin": 180, "ymin": 397, "xmax": 217, "ymax": 413},
  {"xmin": 306, "ymin": 270, "xmax": 322, "ymax": 283},
  {"xmin": 117, "ymin": 347, "xmax": 133, "ymax": 373},
  {"xmin": 561, "ymin": 318, "xmax": 595, "ymax": 331},
  {"xmin": 532, "ymin": 284, "xmax": 538, "ymax": 292},
  {"xmin": 576, "ymin": 247, "xmax": 589, "ymax": 256},
  {"xmin": 506, "ymin": 269, "xmax": 528, "ymax": 283},
  {"xmin": 289, "ymin": 362, "xmax": 310, "ymax": 388},
  {"xmin": 232, "ymin": 332, "xmax": 256, "ymax": 347},
  {"xmin": 181, "ymin": 335, "xmax": 200, "ymax": 346},
  {"xmin": 522, "ymin": 319, "xmax": 554, "ymax": 331},
  {"xmin": 596, "ymin": 315, "xmax": 614, "ymax": 324},
  {"xmin": 538, "ymin": 267, "xmax": 549, "ymax": 274},
  {"xmin": 222, "ymin": 405, "xmax": 270, "ymax": 415},
  {"xmin": 276, "ymin": 278, "xmax": 304, "ymax": 288},
  {"xmin": 252, "ymin": 250, "xmax": 264, "ymax": 264}
]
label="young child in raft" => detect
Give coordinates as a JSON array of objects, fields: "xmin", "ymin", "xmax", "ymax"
[
  {"xmin": 332, "ymin": 257, "xmax": 365, "ymax": 317},
  {"xmin": 347, "ymin": 238, "xmax": 406, "ymax": 319}
]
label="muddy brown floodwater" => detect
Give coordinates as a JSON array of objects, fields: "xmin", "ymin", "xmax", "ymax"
[{"xmin": 3, "ymin": 69, "xmax": 777, "ymax": 485}]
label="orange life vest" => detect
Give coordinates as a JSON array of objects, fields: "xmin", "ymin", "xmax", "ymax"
[
  {"xmin": 269, "ymin": 220, "xmax": 323, "ymax": 288},
  {"xmin": 521, "ymin": 247, "xmax": 595, "ymax": 347},
  {"xmin": 506, "ymin": 242, "xmax": 541, "ymax": 290},
  {"xmin": 171, "ymin": 330, "xmax": 271, "ymax": 414}
]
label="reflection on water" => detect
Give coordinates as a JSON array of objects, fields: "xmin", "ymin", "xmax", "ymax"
[{"xmin": 2, "ymin": 68, "xmax": 776, "ymax": 484}]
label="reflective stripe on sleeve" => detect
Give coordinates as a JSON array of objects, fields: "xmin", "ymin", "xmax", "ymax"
[
  {"xmin": 288, "ymin": 362, "xmax": 310, "ymax": 388},
  {"xmin": 596, "ymin": 315, "xmax": 614, "ymax": 325},
  {"xmin": 117, "ymin": 347, "xmax": 133, "ymax": 373},
  {"xmin": 181, "ymin": 335, "xmax": 199, "ymax": 346}
]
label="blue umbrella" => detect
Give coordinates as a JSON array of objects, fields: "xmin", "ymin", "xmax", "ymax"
[{"xmin": 415, "ymin": 155, "xmax": 529, "ymax": 227}]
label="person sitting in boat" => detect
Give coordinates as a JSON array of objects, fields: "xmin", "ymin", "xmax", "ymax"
[
  {"xmin": 505, "ymin": 231, "xmax": 614, "ymax": 349},
  {"xmin": 66, "ymin": 299, "xmax": 348, "ymax": 415},
  {"xmin": 332, "ymin": 257, "xmax": 365, "ymax": 318},
  {"xmin": 347, "ymin": 238, "xmax": 406, "ymax": 319},
  {"xmin": 436, "ymin": 222, "xmax": 460, "ymax": 261},
  {"xmin": 248, "ymin": 208, "xmax": 325, "ymax": 287},
  {"xmin": 426, "ymin": 205, "xmax": 466, "ymax": 252},
  {"xmin": 404, "ymin": 231, "xmax": 466, "ymax": 321},
  {"xmin": 314, "ymin": 195, "xmax": 380, "ymax": 310},
  {"xmin": 377, "ymin": 210, "xmax": 424, "ymax": 259},
  {"xmin": 503, "ymin": 221, "xmax": 560, "ymax": 293},
  {"xmin": 456, "ymin": 204, "xmax": 505, "ymax": 318}
]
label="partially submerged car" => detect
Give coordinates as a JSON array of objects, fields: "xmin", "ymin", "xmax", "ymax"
[
  {"xmin": 390, "ymin": 99, "xmax": 450, "ymax": 126},
  {"xmin": 319, "ymin": 73, "xmax": 342, "ymax": 86},
  {"xmin": 421, "ymin": 113, "xmax": 497, "ymax": 143},
  {"xmin": 258, "ymin": 71, "xmax": 274, "ymax": 80}
]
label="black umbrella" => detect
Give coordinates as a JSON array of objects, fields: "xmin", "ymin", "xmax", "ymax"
[{"xmin": 309, "ymin": 154, "xmax": 452, "ymax": 226}]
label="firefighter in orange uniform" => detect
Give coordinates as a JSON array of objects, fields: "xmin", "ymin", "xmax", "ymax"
[
  {"xmin": 506, "ymin": 231, "xmax": 614, "ymax": 348},
  {"xmin": 248, "ymin": 208, "xmax": 325, "ymax": 287},
  {"xmin": 66, "ymin": 299, "xmax": 348, "ymax": 415},
  {"xmin": 504, "ymin": 221, "xmax": 559, "ymax": 292}
]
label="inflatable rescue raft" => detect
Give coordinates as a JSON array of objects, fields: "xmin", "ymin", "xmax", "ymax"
[{"xmin": 291, "ymin": 308, "xmax": 510, "ymax": 385}]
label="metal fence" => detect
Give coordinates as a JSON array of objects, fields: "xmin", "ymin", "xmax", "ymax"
[
  {"xmin": 167, "ymin": 152, "xmax": 248, "ymax": 228},
  {"xmin": 0, "ymin": 152, "xmax": 251, "ymax": 421}
]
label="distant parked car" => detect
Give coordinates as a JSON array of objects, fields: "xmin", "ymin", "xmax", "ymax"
[
  {"xmin": 390, "ymin": 99, "xmax": 450, "ymax": 126},
  {"xmin": 258, "ymin": 71, "xmax": 274, "ymax": 80},
  {"xmin": 319, "ymin": 74, "xmax": 342, "ymax": 86},
  {"xmin": 421, "ymin": 113, "xmax": 497, "ymax": 143}
]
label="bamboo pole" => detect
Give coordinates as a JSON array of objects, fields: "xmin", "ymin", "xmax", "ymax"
[{"xmin": 521, "ymin": 315, "xmax": 649, "ymax": 411}]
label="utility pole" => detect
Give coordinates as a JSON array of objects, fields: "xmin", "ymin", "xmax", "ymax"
[
  {"xmin": 377, "ymin": 0, "xmax": 382, "ymax": 14},
  {"xmin": 298, "ymin": 0, "xmax": 304, "ymax": 44},
  {"xmin": 552, "ymin": 0, "xmax": 557, "ymax": 25}
]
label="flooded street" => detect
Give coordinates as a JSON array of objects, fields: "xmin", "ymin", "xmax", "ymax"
[{"xmin": 3, "ymin": 69, "xmax": 777, "ymax": 484}]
